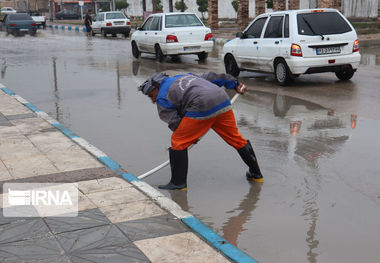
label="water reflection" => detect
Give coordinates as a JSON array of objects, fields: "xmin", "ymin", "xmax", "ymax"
[
  {"xmin": 1, "ymin": 58, "xmax": 6, "ymax": 79},
  {"xmin": 221, "ymin": 183, "xmax": 262, "ymax": 247},
  {"xmin": 52, "ymin": 57, "xmax": 62, "ymax": 122},
  {"xmin": 236, "ymin": 91, "xmax": 359, "ymax": 261}
]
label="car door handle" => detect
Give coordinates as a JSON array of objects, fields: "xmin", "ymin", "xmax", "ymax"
[
  {"xmin": 145, "ymin": 32, "xmax": 147, "ymax": 35},
  {"xmin": 155, "ymin": 33, "xmax": 157, "ymax": 35},
  {"xmin": 275, "ymin": 41, "xmax": 280, "ymax": 44},
  {"xmin": 253, "ymin": 41, "xmax": 258, "ymax": 44}
]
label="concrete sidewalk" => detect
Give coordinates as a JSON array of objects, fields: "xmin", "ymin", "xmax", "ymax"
[{"xmin": 0, "ymin": 84, "xmax": 257, "ymax": 262}]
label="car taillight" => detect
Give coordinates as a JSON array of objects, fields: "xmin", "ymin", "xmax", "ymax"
[
  {"xmin": 31, "ymin": 23, "xmax": 36, "ymax": 26},
  {"xmin": 166, "ymin": 35, "xmax": 178, "ymax": 43},
  {"xmin": 353, "ymin": 39, "xmax": 359, "ymax": 52},
  {"xmin": 9, "ymin": 24, "xmax": 17, "ymax": 27},
  {"xmin": 126, "ymin": 21, "xmax": 131, "ymax": 25},
  {"xmin": 291, "ymin": 44, "xmax": 302, "ymax": 57},
  {"xmin": 106, "ymin": 22, "xmax": 112, "ymax": 26},
  {"xmin": 204, "ymin": 33, "xmax": 213, "ymax": 41},
  {"xmin": 312, "ymin": 10, "xmax": 324, "ymax": 12}
]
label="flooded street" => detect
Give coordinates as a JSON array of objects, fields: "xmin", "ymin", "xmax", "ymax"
[{"xmin": 1, "ymin": 29, "xmax": 380, "ymax": 262}]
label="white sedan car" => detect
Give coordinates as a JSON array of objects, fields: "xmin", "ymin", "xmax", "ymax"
[
  {"xmin": 131, "ymin": 12, "xmax": 213, "ymax": 62},
  {"xmin": 223, "ymin": 9, "xmax": 361, "ymax": 85},
  {"xmin": 92, "ymin": 11, "xmax": 131, "ymax": 38}
]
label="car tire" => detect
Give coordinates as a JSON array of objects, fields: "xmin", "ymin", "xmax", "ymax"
[
  {"xmin": 274, "ymin": 59, "xmax": 292, "ymax": 86},
  {"xmin": 101, "ymin": 29, "xmax": 107, "ymax": 37},
  {"xmin": 124, "ymin": 32, "xmax": 129, "ymax": 38},
  {"xmin": 224, "ymin": 54, "xmax": 240, "ymax": 77},
  {"xmin": 335, "ymin": 67, "xmax": 355, "ymax": 81},
  {"xmin": 155, "ymin": 45, "xmax": 165, "ymax": 63},
  {"xmin": 132, "ymin": 42, "xmax": 140, "ymax": 59},
  {"xmin": 197, "ymin": 52, "xmax": 208, "ymax": 61},
  {"xmin": 30, "ymin": 29, "xmax": 36, "ymax": 36}
]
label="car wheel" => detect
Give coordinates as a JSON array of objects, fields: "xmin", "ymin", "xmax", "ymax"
[
  {"xmin": 197, "ymin": 52, "xmax": 208, "ymax": 61},
  {"xmin": 124, "ymin": 32, "xmax": 129, "ymax": 38},
  {"xmin": 155, "ymin": 45, "xmax": 165, "ymax": 63},
  {"xmin": 224, "ymin": 54, "xmax": 240, "ymax": 77},
  {"xmin": 335, "ymin": 67, "xmax": 355, "ymax": 81},
  {"xmin": 30, "ymin": 29, "xmax": 36, "ymax": 36},
  {"xmin": 274, "ymin": 59, "xmax": 292, "ymax": 86},
  {"xmin": 101, "ymin": 29, "xmax": 107, "ymax": 37},
  {"xmin": 132, "ymin": 41, "xmax": 140, "ymax": 59}
]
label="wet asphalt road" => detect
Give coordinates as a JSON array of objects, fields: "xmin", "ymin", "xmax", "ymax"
[{"xmin": 1, "ymin": 28, "xmax": 380, "ymax": 262}]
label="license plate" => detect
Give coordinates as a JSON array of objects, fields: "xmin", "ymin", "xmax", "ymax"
[
  {"xmin": 184, "ymin": 46, "xmax": 200, "ymax": 51},
  {"xmin": 20, "ymin": 29, "xmax": 28, "ymax": 31},
  {"xmin": 114, "ymin": 21, "xmax": 124, "ymax": 25},
  {"xmin": 316, "ymin": 47, "xmax": 341, "ymax": 55}
]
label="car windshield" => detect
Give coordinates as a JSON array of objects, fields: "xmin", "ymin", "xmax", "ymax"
[
  {"xmin": 165, "ymin": 14, "xmax": 203, "ymax": 28},
  {"xmin": 106, "ymin": 12, "xmax": 126, "ymax": 19},
  {"xmin": 297, "ymin": 12, "xmax": 352, "ymax": 36},
  {"xmin": 8, "ymin": 13, "xmax": 33, "ymax": 21}
]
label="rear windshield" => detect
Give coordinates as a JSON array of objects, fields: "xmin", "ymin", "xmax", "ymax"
[
  {"xmin": 297, "ymin": 12, "xmax": 352, "ymax": 36},
  {"xmin": 165, "ymin": 14, "xmax": 203, "ymax": 28},
  {"xmin": 8, "ymin": 13, "xmax": 33, "ymax": 21},
  {"xmin": 106, "ymin": 12, "xmax": 126, "ymax": 19}
]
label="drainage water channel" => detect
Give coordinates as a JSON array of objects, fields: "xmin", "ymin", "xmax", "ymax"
[{"xmin": 1, "ymin": 29, "xmax": 380, "ymax": 262}]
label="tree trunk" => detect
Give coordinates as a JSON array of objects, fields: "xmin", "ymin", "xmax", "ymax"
[
  {"xmin": 256, "ymin": 0, "xmax": 266, "ymax": 16},
  {"xmin": 237, "ymin": 0, "xmax": 249, "ymax": 31},
  {"xmin": 142, "ymin": 0, "xmax": 146, "ymax": 12},
  {"xmin": 169, "ymin": 0, "xmax": 173, "ymax": 12},
  {"xmin": 181, "ymin": 0, "xmax": 185, "ymax": 12},
  {"xmin": 208, "ymin": 0, "xmax": 218, "ymax": 29}
]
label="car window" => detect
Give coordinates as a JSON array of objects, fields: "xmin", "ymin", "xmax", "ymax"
[
  {"xmin": 165, "ymin": 14, "xmax": 203, "ymax": 28},
  {"xmin": 284, "ymin": 14, "xmax": 289, "ymax": 38},
  {"xmin": 245, "ymin": 17, "xmax": 267, "ymax": 38},
  {"xmin": 142, "ymin": 16, "xmax": 153, "ymax": 30},
  {"xmin": 150, "ymin": 16, "xmax": 161, "ymax": 31},
  {"xmin": 297, "ymin": 12, "xmax": 352, "ymax": 35},
  {"xmin": 8, "ymin": 13, "xmax": 32, "ymax": 20},
  {"xmin": 106, "ymin": 12, "xmax": 126, "ymax": 19},
  {"xmin": 264, "ymin": 16, "xmax": 284, "ymax": 38}
]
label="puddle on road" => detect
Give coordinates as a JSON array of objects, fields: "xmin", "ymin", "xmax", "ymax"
[{"xmin": 1, "ymin": 30, "xmax": 380, "ymax": 263}]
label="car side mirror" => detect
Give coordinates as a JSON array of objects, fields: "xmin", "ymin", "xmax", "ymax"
[
  {"xmin": 137, "ymin": 27, "xmax": 142, "ymax": 31},
  {"xmin": 236, "ymin": 32, "xmax": 246, "ymax": 39}
]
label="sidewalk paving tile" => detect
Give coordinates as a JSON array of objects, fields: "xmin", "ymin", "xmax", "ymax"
[
  {"xmin": 99, "ymin": 200, "xmax": 167, "ymax": 224},
  {"xmin": 28, "ymin": 131, "xmax": 103, "ymax": 172},
  {"xmin": 86, "ymin": 188, "xmax": 148, "ymax": 208},
  {"xmin": 0, "ymin": 95, "xmax": 31, "ymax": 116},
  {"xmin": 78, "ymin": 191, "xmax": 97, "ymax": 211},
  {"xmin": 0, "ymin": 217, "xmax": 51, "ymax": 244},
  {"xmin": 44, "ymin": 208, "xmax": 111, "ymax": 234},
  {"xmin": 77, "ymin": 177, "xmax": 132, "ymax": 195},
  {"xmin": 56, "ymin": 224, "xmax": 150, "ymax": 262},
  {"xmin": 134, "ymin": 232, "xmax": 230, "ymax": 263},
  {"xmin": 10, "ymin": 117, "xmax": 52, "ymax": 135},
  {"xmin": 0, "ymin": 234, "xmax": 68, "ymax": 263},
  {"xmin": 0, "ymin": 161, "xmax": 12, "ymax": 181},
  {"xmin": 116, "ymin": 214, "xmax": 189, "ymax": 242}
]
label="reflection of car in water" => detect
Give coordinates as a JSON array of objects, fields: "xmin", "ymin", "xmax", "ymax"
[{"xmin": 236, "ymin": 91, "xmax": 357, "ymax": 163}]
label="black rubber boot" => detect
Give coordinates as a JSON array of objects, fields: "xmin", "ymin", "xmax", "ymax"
[
  {"xmin": 237, "ymin": 140, "xmax": 264, "ymax": 182},
  {"xmin": 158, "ymin": 148, "xmax": 188, "ymax": 190}
]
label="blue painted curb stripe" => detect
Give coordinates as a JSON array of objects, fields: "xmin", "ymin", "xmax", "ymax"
[
  {"xmin": 98, "ymin": 156, "xmax": 121, "ymax": 172},
  {"xmin": 122, "ymin": 173, "xmax": 140, "ymax": 182},
  {"xmin": 51, "ymin": 122, "xmax": 79, "ymax": 138},
  {"xmin": 1, "ymin": 87, "xmax": 15, "ymax": 95},
  {"xmin": 182, "ymin": 217, "xmax": 258, "ymax": 263},
  {"xmin": 25, "ymin": 103, "xmax": 41, "ymax": 112}
]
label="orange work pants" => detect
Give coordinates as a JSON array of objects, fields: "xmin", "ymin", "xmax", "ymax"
[{"xmin": 171, "ymin": 109, "xmax": 247, "ymax": 151}]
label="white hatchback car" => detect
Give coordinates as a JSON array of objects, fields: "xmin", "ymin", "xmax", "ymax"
[
  {"xmin": 92, "ymin": 11, "xmax": 131, "ymax": 37},
  {"xmin": 223, "ymin": 9, "xmax": 361, "ymax": 85},
  {"xmin": 131, "ymin": 12, "xmax": 213, "ymax": 62}
]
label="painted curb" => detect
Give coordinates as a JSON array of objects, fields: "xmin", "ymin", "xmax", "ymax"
[{"xmin": 0, "ymin": 85, "xmax": 259, "ymax": 263}]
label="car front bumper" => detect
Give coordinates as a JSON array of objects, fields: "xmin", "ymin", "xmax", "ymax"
[
  {"xmin": 286, "ymin": 53, "xmax": 361, "ymax": 74},
  {"xmin": 160, "ymin": 41, "xmax": 214, "ymax": 55}
]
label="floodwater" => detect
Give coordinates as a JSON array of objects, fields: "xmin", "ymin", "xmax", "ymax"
[{"xmin": 1, "ymin": 29, "xmax": 380, "ymax": 262}]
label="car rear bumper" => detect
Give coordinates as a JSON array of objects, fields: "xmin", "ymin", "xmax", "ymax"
[
  {"xmin": 286, "ymin": 53, "xmax": 361, "ymax": 74},
  {"xmin": 160, "ymin": 41, "xmax": 214, "ymax": 55},
  {"xmin": 103, "ymin": 26, "xmax": 131, "ymax": 34}
]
